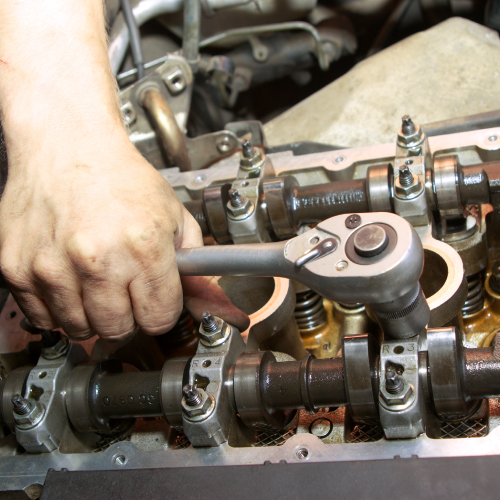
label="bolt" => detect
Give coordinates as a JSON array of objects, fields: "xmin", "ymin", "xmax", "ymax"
[
  {"xmin": 490, "ymin": 262, "xmax": 500, "ymax": 294},
  {"xmin": 183, "ymin": 384, "xmax": 203, "ymax": 407},
  {"xmin": 228, "ymin": 189, "xmax": 245, "ymax": 208},
  {"xmin": 399, "ymin": 166, "xmax": 414, "ymax": 187},
  {"xmin": 41, "ymin": 330, "xmax": 61, "ymax": 348},
  {"xmin": 201, "ymin": 311, "xmax": 219, "ymax": 332},
  {"xmin": 345, "ymin": 214, "xmax": 361, "ymax": 229},
  {"xmin": 353, "ymin": 224, "xmax": 388, "ymax": 258},
  {"xmin": 401, "ymin": 115, "xmax": 416, "ymax": 135},
  {"xmin": 12, "ymin": 394, "xmax": 31, "ymax": 416},
  {"xmin": 385, "ymin": 370, "xmax": 404, "ymax": 395},
  {"xmin": 242, "ymin": 140, "xmax": 255, "ymax": 158}
]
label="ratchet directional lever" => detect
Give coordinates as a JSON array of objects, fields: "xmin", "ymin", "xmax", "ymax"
[{"xmin": 176, "ymin": 212, "xmax": 430, "ymax": 339}]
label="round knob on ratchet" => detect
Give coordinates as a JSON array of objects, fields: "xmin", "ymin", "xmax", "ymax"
[{"xmin": 353, "ymin": 224, "xmax": 389, "ymax": 258}]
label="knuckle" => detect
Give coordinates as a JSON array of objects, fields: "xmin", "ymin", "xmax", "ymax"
[
  {"xmin": 126, "ymin": 223, "xmax": 165, "ymax": 260},
  {"xmin": 31, "ymin": 254, "xmax": 64, "ymax": 285},
  {"xmin": 67, "ymin": 235, "xmax": 107, "ymax": 279}
]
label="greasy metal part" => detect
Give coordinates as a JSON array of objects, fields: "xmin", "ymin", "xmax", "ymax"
[
  {"xmin": 185, "ymin": 131, "xmax": 240, "ymax": 170},
  {"xmin": 120, "ymin": 55, "xmax": 193, "ymax": 171},
  {"xmin": 1, "ymin": 367, "xmax": 32, "ymax": 433},
  {"xmin": 426, "ymin": 327, "xmax": 468, "ymax": 417},
  {"xmin": 199, "ymin": 314, "xmax": 231, "ymax": 347},
  {"xmin": 433, "ymin": 156, "xmax": 463, "ymax": 219},
  {"xmin": 289, "ymin": 180, "xmax": 369, "ymax": 227},
  {"xmin": 198, "ymin": 22, "xmax": 331, "ymax": 71},
  {"xmin": 160, "ymin": 357, "xmax": 189, "ymax": 431},
  {"xmin": 463, "ymin": 333, "xmax": 500, "ymax": 400},
  {"xmin": 459, "ymin": 161, "xmax": 500, "ymax": 210},
  {"xmin": 294, "ymin": 290, "xmax": 327, "ymax": 331},
  {"xmin": 15, "ymin": 343, "xmax": 87, "ymax": 453},
  {"xmin": 369, "ymin": 284, "xmax": 430, "ymax": 340},
  {"xmin": 203, "ymin": 183, "xmax": 232, "ymax": 244},
  {"xmin": 462, "ymin": 273, "xmax": 485, "ymax": 317},
  {"xmin": 379, "ymin": 337, "xmax": 425, "ymax": 439},
  {"xmin": 182, "ymin": 323, "xmax": 246, "ymax": 446},
  {"xmin": 263, "ymin": 176, "xmax": 297, "ymax": 239},
  {"xmin": 366, "ymin": 164, "xmax": 393, "ymax": 213},
  {"xmin": 342, "ymin": 334, "xmax": 379, "ymax": 422},
  {"xmin": 66, "ymin": 362, "xmax": 134, "ymax": 434},
  {"xmin": 233, "ymin": 350, "xmax": 346, "ymax": 427},
  {"xmin": 141, "ymin": 89, "xmax": 191, "ymax": 171}
]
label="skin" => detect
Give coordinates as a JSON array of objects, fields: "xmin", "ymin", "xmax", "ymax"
[{"xmin": 0, "ymin": 0, "xmax": 249, "ymax": 341}]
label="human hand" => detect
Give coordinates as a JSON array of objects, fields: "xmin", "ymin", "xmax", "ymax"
[{"xmin": 0, "ymin": 134, "xmax": 249, "ymax": 341}]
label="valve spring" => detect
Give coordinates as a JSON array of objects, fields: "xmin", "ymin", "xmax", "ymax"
[
  {"xmin": 294, "ymin": 290, "xmax": 327, "ymax": 331},
  {"xmin": 462, "ymin": 273, "xmax": 484, "ymax": 316},
  {"xmin": 169, "ymin": 308, "xmax": 197, "ymax": 340}
]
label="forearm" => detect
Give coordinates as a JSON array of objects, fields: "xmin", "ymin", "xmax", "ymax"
[{"xmin": 0, "ymin": 0, "xmax": 125, "ymax": 165}]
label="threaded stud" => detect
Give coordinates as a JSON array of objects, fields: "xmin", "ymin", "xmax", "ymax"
[
  {"xmin": 399, "ymin": 166, "xmax": 414, "ymax": 187},
  {"xmin": 12, "ymin": 394, "xmax": 31, "ymax": 415},
  {"xmin": 201, "ymin": 312, "xmax": 219, "ymax": 332},
  {"xmin": 241, "ymin": 140, "xmax": 255, "ymax": 158},
  {"xmin": 385, "ymin": 370, "xmax": 404, "ymax": 395},
  {"xmin": 183, "ymin": 384, "xmax": 202, "ymax": 406},
  {"xmin": 401, "ymin": 115, "xmax": 416, "ymax": 135},
  {"xmin": 228, "ymin": 189, "xmax": 245, "ymax": 208}
]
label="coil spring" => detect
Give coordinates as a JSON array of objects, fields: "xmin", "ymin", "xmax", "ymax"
[
  {"xmin": 170, "ymin": 308, "xmax": 198, "ymax": 340},
  {"xmin": 294, "ymin": 290, "xmax": 327, "ymax": 331},
  {"xmin": 462, "ymin": 273, "xmax": 484, "ymax": 316}
]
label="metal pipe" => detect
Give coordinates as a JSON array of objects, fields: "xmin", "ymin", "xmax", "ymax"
[
  {"xmin": 182, "ymin": 0, "xmax": 201, "ymax": 65},
  {"xmin": 141, "ymin": 89, "xmax": 192, "ymax": 171},
  {"xmin": 108, "ymin": 0, "xmax": 183, "ymax": 75},
  {"xmin": 120, "ymin": 0, "xmax": 145, "ymax": 79},
  {"xmin": 423, "ymin": 109, "xmax": 500, "ymax": 137}
]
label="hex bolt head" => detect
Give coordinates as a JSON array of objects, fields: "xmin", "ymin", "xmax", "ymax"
[
  {"xmin": 353, "ymin": 225, "xmax": 389, "ymax": 258},
  {"xmin": 345, "ymin": 214, "xmax": 361, "ymax": 229},
  {"xmin": 181, "ymin": 387, "xmax": 214, "ymax": 419}
]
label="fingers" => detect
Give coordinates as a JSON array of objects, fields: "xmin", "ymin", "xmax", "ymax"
[
  {"xmin": 10, "ymin": 291, "xmax": 58, "ymax": 331},
  {"xmin": 182, "ymin": 275, "xmax": 250, "ymax": 332},
  {"xmin": 179, "ymin": 211, "xmax": 250, "ymax": 332}
]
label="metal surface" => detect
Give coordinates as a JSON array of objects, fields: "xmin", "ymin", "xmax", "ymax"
[
  {"xmin": 342, "ymin": 334, "xmax": 378, "ymax": 422},
  {"xmin": 378, "ymin": 337, "xmax": 425, "ymax": 439},
  {"xmin": 176, "ymin": 212, "xmax": 425, "ymax": 307},
  {"xmin": 141, "ymin": 89, "xmax": 192, "ymax": 171},
  {"xmin": 427, "ymin": 327, "xmax": 468, "ymax": 417}
]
